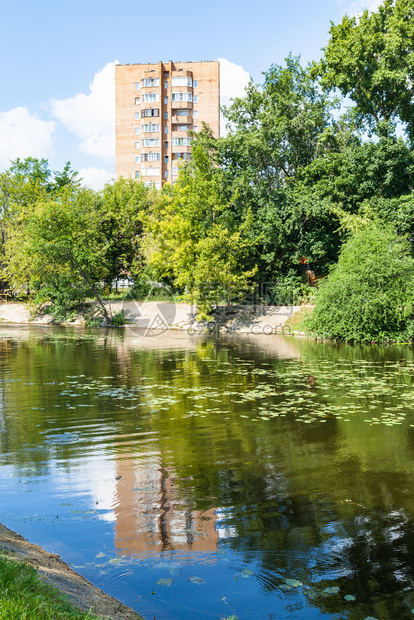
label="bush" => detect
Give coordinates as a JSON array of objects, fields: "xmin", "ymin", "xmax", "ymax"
[
  {"xmin": 111, "ymin": 309, "xmax": 128, "ymax": 326},
  {"xmin": 305, "ymin": 222, "xmax": 414, "ymax": 342}
]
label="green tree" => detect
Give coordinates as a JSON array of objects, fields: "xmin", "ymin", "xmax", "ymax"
[
  {"xmin": 218, "ymin": 56, "xmax": 336, "ymax": 280},
  {"xmin": 316, "ymin": 0, "xmax": 414, "ymax": 139},
  {"xmin": 5, "ymin": 186, "xmax": 112, "ymax": 323},
  {"xmin": 142, "ymin": 138, "xmax": 256, "ymax": 317},
  {"xmin": 100, "ymin": 177, "xmax": 153, "ymax": 288}
]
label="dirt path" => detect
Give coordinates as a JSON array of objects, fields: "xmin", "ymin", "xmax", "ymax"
[
  {"xmin": 0, "ymin": 301, "xmax": 302, "ymax": 333},
  {"xmin": 0, "ymin": 523, "xmax": 142, "ymax": 619}
]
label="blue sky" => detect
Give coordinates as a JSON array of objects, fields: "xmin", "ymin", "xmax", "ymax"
[{"xmin": 0, "ymin": 0, "xmax": 381, "ymax": 188}]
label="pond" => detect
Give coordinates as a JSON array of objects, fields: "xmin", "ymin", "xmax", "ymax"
[{"xmin": 1, "ymin": 325, "xmax": 414, "ymax": 619}]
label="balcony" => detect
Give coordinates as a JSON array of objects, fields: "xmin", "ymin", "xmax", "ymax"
[
  {"xmin": 171, "ymin": 101, "xmax": 193, "ymax": 110},
  {"xmin": 171, "ymin": 115, "xmax": 192, "ymax": 124}
]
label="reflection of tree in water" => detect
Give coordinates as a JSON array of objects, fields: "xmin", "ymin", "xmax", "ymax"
[{"xmin": 5, "ymin": 329, "xmax": 414, "ymax": 617}]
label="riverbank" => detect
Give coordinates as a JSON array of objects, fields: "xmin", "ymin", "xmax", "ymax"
[
  {"xmin": 0, "ymin": 300, "xmax": 306, "ymax": 334},
  {"xmin": 0, "ymin": 522, "xmax": 142, "ymax": 619}
]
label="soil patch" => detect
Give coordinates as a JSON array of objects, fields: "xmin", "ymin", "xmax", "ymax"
[{"xmin": 0, "ymin": 523, "xmax": 142, "ymax": 619}]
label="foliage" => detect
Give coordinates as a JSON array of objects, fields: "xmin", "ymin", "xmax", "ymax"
[
  {"xmin": 316, "ymin": 0, "xmax": 414, "ymax": 139},
  {"xmin": 217, "ymin": 56, "xmax": 338, "ymax": 280},
  {"xmin": 111, "ymin": 309, "xmax": 128, "ymax": 326},
  {"xmin": 5, "ymin": 186, "xmax": 112, "ymax": 324},
  {"xmin": 0, "ymin": 552, "xmax": 105, "ymax": 619},
  {"xmin": 142, "ymin": 136, "xmax": 256, "ymax": 317},
  {"xmin": 99, "ymin": 178, "xmax": 154, "ymax": 284},
  {"xmin": 300, "ymin": 134, "xmax": 414, "ymax": 210},
  {"xmin": 306, "ymin": 222, "xmax": 414, "ymax": 342}
]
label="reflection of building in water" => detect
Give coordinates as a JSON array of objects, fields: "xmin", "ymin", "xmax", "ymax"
[{"xmin": 113, "ymin": 454, "xmax": 218, "ymax": 555}]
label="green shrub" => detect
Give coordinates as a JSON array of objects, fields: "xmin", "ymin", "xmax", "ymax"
[
  {"xmin": 111, "ymin": 309, "xmax": 128, "ymax": 326},
  {"xmin": 306, "ymin": 222, "xmax": 414, "ymax": 342}
]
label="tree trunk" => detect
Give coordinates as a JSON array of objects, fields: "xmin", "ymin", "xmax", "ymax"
[{"xmin": 69, "ymin": 256, "xmax": 112, "ymax": 325}]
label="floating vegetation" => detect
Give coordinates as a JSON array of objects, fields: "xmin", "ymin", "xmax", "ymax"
[
  {"xmin": 187, "ymin": 576, "xmax": 205, "ymax": 584},
  {"xmin": 156, "ymin": 578, "xmax": 173, "ymax": 586},
  {"xmin": 241, "ymin": 568, "xmax": 254, "ymax": 578},
  {"xmin": 285, "ymin": 578, "xmax": 303, "ymax": 587}
]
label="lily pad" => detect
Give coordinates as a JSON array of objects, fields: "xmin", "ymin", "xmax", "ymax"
[
  {"xmin": 279, "ymin": 584, "xmax": 293, "ymax": 591},
  {"xmin": 344, "ymin": 594, "xmax": 356, "ymax": 601},
  {"xmin": 241, "ymin": 568, "xmax": 254, "ymax": 577},
  {"xmin": 323, "ymin": 586, "xmax": 340, "ymax": 594},
  {"xmin": 157, "ymin": 578, "xmax": 173, "ymax": 586},
  {"xmin": 187, "ymin": 576, "xmax": 205, "ymax": 584},
  {"xmin": 285, "ymin": 578, "xmax": 303, "ymax": 587}
]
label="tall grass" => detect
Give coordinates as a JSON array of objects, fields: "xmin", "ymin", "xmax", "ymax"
[{"xmin": 0, "ymin": 552, "xmax": 103, "ymax": 620}]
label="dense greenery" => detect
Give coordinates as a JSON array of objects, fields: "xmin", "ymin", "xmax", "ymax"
[
  {"xmin": 305, "ymin": 222, "xmax": 414, "ymax": 342},
  {"xmin": 0, "ymin": 552, "xmax": 104, "ymax": 620},
  {"xmin": 0, "ymin": 0, "xmax": 413, "ymax": 338}
]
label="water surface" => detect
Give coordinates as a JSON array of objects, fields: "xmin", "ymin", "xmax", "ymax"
[{"xmin": 1, "ymin": 326, "xmax": 414, "ymax": 619}]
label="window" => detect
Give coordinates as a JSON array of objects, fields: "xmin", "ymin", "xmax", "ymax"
[
  {"xmin": 171, "ymin": 92, "xmax": 192, "ymax": 102},
  {"xmin": 142, "ymin": 123, "xmax": 160, "ymax": 133},
  {"xmin": 164, "ymin": 126, "xmax": 168, "ymax": 134},
  {"xmin": 135, "ymin": 171, "xmax": 140, "ymax": 178},
  {"xmin": 164, "ymin": 96, "xmax": 168, "ymax": 104},
  {"xmin": 142, "ymin": 93, "xmax": 159, "ymax": 103},
  {"xmin": 141, "ymin": 78, "xmax": 159, "ymax": 88},
  {"xmin": 193, "ymin": 80, "xmax": 198, "ymax": 88},
  {"xmin": 177, "ymin": 125, "xmax": 188, "ymax": 132},
  {"xmin": 135, "ymin": 112, "xmax": 140, "ymax": 120},
  {"xmin": 135, "ymin": 141, "xmax": 140, "ymax": 149},
  {"xmin": 172, "ymin": 166, "xmax": 179, "ymax": 176},
  {"xmin": 164, "ymin": 81, "xmax": 168, "ymax": 89},
  {"xmin": 135, "ymin": 97, "xmax": 140, "ymax": 105},
  {"xmin": 141, "ymin": 108, "xmax": 159, "ymax": 117},
  {"xmin": 193, "ymin": 110, "xmax": 198, "ymax": 118},
  {"xmin": 144, "ymin": 181, "xmax": 160, "ymax": 189},
  {"xmin": 135, "ymin": 82, "xmax": 140, "ymax": 90},
  {"xmin": 165, "ymin": 156, "xmax": 169, "ymax": 163},
  {"xmin": 142, "ymin": 138, "xmax": 160, "ymax": 147},
  {"xmin": 193, "ymin": 126, "xmax": 198, "ymax": 132},
  {"xmin": 177, "ymin": 109, "xmax": 190, "ymax": 116},
  {"xmin": 164, "ymin": 112, "xmax": 168, "ymax": 119},
  {"xmin": 173, "ymin": 152, "xmax": 191, "ymax": 160},
  {"xmin": 141, "ymin": 167, "xmax": 160, "ymax": 176},
  {"xmin": 164, "ymin": 141, "xmax": 168, "ymax": 149},
  {"xmin": 135, "ymin": 126, "xmax": 140, "ymax": 134},
  {"xmin": 193, "ymin": 95, "xmax": 198, "ymax": 103},
  {"xmin": 165, "ymin": 170, "xmax": 169, "ymax": 178},
  {"xmin": 135, "ymin": 155, "xmax": 140, "ymax": 164},
  {"xmin": 164, "ymin": 71, "xmax": 169, "ymax": 77},
  {"xmin": 142, "ymin": 152, "xmax": 160, "ymax": 162},
  {"xmin": 172, "ymin": 137, "xmax": 192, "ymax": 146},
  {"xmin": 171, "ymin": 76, "xmax": 192, "ymax": 87}
]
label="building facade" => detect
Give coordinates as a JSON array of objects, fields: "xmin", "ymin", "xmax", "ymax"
[{"xmin": 115, "ymin": 60, "xmax": 220, "ymax": 187}]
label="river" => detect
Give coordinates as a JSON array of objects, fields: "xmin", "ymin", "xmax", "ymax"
[{"xmin": 1, "ymin": 325, "xmax": 414, "ymax": 619}]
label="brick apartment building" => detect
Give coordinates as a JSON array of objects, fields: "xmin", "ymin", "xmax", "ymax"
[{"xmin": 115, "ymin": 60, "xmax": 220, "ymax": 188}]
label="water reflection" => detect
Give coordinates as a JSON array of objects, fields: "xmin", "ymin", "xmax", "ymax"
[
  {"xmin": 2, "ymin": 326, "xmax": 414, "ymax": 617},
  {"xmin": 113, "ymin": 458, "xmax": 218, "ymax": 555}
]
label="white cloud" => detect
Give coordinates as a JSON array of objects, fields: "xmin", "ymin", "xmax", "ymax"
[
  {"xmin": 78, "ymin": 166, "xmax": 114, "ymax": 190},
  {"xmin": 50, "ymin": 61, "xmax": 117, "ymax": 164},
  {"xmin": 0, "ymin": 107, "xmax": 55, "ymax": 170},
  {"xmin": 218, "ymin": 58, "xmax": 250, "ymax": 136}
]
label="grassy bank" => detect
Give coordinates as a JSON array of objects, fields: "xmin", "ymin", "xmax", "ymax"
[
  {"xmin": 284, "ymin": 305, "xmax": 314, "ymax": 333},
  {"xmin": 0, "ymin": 552, "xmax": 103, "ymax": 620}
]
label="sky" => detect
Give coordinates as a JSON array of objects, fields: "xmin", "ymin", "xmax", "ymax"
[{"xmin": 0, "ymin": 0, "xmax": 382, "ymax": 189}]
